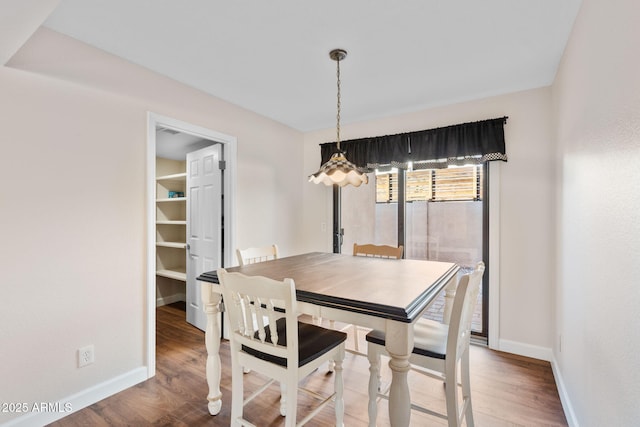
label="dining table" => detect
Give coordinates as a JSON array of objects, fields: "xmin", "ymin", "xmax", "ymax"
[{"xmin": 197, "ymin": 251, "xmax": 459, "ymax": 427}]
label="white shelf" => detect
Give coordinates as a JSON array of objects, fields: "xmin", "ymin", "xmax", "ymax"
[
  {"xmin": 156, "ymin": 268, "xmax": 187, "ymax": 282},
  {"xmin": 156, "ymin": 220, "xmax": 187, "ymax": 225},
  {"xmin": 156, "ymin": 197, "xmax": 186, "ymax": 203},
  {"xmin": 156, "ymin": 172, "xmax": 187, "ymax": 182},
  {"xmin": 156, "ymin": 242, "xmax": 187, "ymax": 249}
]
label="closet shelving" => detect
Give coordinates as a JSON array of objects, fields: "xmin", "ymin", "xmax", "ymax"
[{"xmin": 156, "ymin": 169, "xmax": 187, "ymax": 282}]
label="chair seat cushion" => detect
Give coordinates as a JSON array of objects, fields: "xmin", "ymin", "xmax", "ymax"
[
  {"xmin": 242, "ymin": 318, "xmax": 347, "ymax": 367},
  {"xmin": 366, "ymin": 318, "xmax": 448, "ymax": 359}
]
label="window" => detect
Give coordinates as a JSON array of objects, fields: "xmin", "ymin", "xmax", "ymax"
[
  {"xmin": 342, "ymin": 162, "xmax": 488, "ymax": 338},
  {"xmin": 328, "ymin": 116, "xmax": 508, "ymax": 344},
  {"xmin": 376, "ymin": 165, "xmax": 483, "ymax": 203}
]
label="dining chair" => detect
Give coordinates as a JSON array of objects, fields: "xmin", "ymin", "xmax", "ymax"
[
  {"xmin": 218, "ymin": 268, "xmax": 346, "ymax": 427},
  {"xmin": 237, "ymin": 243, "xmax": 323, "ymax": 363},
  {"xmin": 235, "ymin": 244, "xmax": 280, "ymax": 373},
  {"xmin": 336, "ymin": 243, "xmax": 404, "ymax": 356},
  {"xmin": 236, "ymin": 244, "xmax": 279, "ymax": 266},
  {"xmin": 353, "ymin": 243, "xmax": 404, "ymax": 259},
  {"xmin": 365, "ymin": 261, "xmax": 485, "ymax": 427}
]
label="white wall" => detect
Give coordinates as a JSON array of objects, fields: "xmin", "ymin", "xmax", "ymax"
[
  {"xmin": 551, "ymin": 0, "xmax": 640, "ymax": 424},
  {"xmin": 303, "ymin": 87, "xmax": 556, "ymax": 356},
  {"xmin": 8, "ymin": 3, "xmax": 638, "ymax": 424},
  {"xmin": 0, "ymin": 28, "xmax": 303, "ymax": 425},
  {"xmin": 0, "ymin": 0, "xmax": 59, "ymax": 65}
]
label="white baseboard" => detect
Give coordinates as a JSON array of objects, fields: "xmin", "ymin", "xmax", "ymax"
[
  {"xmin": 498, "ymin": 338, "xmax": 553, "ymax": 362},
  {"xmin": 156, "ymin": 293, "xmax": 186, "ymax": 307},
  {"xmin": 550, "ymin": 356, "xmax": 579, "ymax": 427},
  {"xmin": 1, "ymin": 368, "xmax": 148, "ymax": 427}
]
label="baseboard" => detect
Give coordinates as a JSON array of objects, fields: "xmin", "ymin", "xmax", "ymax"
[
  {"xmin": 498, "ymin": 338, "xmax": 553, "ymax": 362},
  {"xmin": 550, "ymin": 356, "xmax": 579, "ymax": 427},
  {"xmin": 156, "ymin": 292, "xmax": 186, "ymax": 307},
  {"xmin": 495, "ymin": 341, "xmax": 578, "ymax": 425},
  {"xmin": 1, "ymin": 367, "xmax": 148, "ymax": 427}
]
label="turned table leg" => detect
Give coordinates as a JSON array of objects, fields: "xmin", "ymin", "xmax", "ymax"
[
  {"xmin": 201, "ymin": 283, "xmax": 223, "ymax": 415},
  {"xmin": 385, "ymin": 321, "xmax": 413, "ymax": 427}
]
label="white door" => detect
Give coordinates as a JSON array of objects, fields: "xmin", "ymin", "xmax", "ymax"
[{"xmin": 186, "ymin": 145, "xmax": 222, "ymax": 331}]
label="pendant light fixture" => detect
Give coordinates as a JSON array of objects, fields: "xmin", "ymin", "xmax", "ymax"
[{"xmin": 309, "ymin": 49, "xmax": 368, "ymax": 187}]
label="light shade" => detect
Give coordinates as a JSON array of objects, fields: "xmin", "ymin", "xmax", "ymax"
[{"xmin": 308, "ymin": 152, "xmax": 369, "ymax": 187}]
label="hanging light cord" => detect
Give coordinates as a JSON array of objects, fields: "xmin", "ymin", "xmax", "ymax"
[{"xmin": 336, "ymin": 56, "xmax": 341, "ymax": 152}]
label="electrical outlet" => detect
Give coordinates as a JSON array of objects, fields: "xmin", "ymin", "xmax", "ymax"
[{"xmin": 78, "ymin": 345, "xmax": 95, "ymax": 368}]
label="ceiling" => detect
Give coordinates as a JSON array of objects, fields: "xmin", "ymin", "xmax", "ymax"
[
  {"xmin": 41, "ymin": 0, "xmax": 582, "ymax": 132},
  {"xmin": 156, "ymin": 127, "xmax": 214, "ymax": 161}
]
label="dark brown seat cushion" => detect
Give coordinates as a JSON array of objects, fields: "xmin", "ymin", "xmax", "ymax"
[
  {"xmin": 242, "ymin": 318, "xmax": 347, "ymax": 367},
  {"xmin": 366, "ymin": 318, "xmax": 448, "ymax": 360}
]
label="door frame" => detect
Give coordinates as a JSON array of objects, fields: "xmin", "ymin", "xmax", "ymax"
[
  {"xmin": 487, "ymin": 161, "xmax": 500, "ymax": 350},
  {"xmin": 145, "ymin": 112, "xmax": 237, "ymax": 377}
]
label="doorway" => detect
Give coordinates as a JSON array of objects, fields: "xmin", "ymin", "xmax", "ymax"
[{"xmin": 146, "ymin": 113, "xmax": 236, "ymax": 377}]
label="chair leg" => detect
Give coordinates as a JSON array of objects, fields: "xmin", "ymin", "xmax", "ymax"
[
  {"xmin": 367, "ymin": 345, "xmax": 381, "ymax": 427},
  {"xmin": 445, "ymin": 357, "xmax": 460, "ymax": 427},
  {"xmin": 334, "ymin": 347, "xmax": 345, "ymax": 427},
  {"xmin": 284, "ymin": 373, "xmax": 298, "ymax": 427},
  {"xmin": 230, "ymin": 355, "xmax": 244, "ymax": 426},
  {"xmin": 279, "ymin": 382, "xmax": 287, "ymax": 417},
  {"xmin": 461, "ymin": 349, "xmax": 474, "ymax": 426},
  {"xmin": 327, "ymin": 319, "xmax": 336, "ymax": 372}
]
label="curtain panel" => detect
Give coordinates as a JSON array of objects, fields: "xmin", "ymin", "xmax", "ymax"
[{"xmin": 319, "ymin": 117, "xmax": 508, "ymax": 171}]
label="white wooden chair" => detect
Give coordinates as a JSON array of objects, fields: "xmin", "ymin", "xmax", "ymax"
[
  {"xmin": 365, "ymin": 262, "xmax": 485, "ymax": 427},
  {"xmin": 237, "ymin": 243, "xmax": 322, "ymax": 370},
  {"xmin": 218, "ymin": 268, "xmax": 346, "ymax": 427},
  {"xmin": 235, "ymin": 244, "xmax": 280, "ymax": 373},
  {"xmin": 236, "ymin": 244, "xmax": 279, "ymax": 266},
  {"xmin": 335, "ymin": 243, "xmax": 404, "ymax": 356}
]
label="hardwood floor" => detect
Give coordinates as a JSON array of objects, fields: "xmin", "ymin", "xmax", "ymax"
[{"xmin": 48, "ymin": 303, "xmax": 567, "ymax": 426}]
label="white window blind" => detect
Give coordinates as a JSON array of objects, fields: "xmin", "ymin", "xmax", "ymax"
[{"xmin": 376, "ymin": 165, "xmax": 482, "ymax": 203}]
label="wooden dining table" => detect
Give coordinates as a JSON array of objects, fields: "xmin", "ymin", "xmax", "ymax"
[{"xmin": 197, "ymin": 252, "xmax": 459, "ymax": 427}]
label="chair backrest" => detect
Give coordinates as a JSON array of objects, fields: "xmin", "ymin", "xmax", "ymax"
[
  {"xmin": 217, "ymin": 268, "xmax": 299, "ymax": 367},
  {"xmin": 447, "ymin": 262, "xmax": 485, "ymax": 360},
  {"xmin": 353, "ymin": 243, "xmax": 403, "ymax": 259},
  {"xmin": 236, "ymin": 244, "xmax": 279, "ymax": 266}
]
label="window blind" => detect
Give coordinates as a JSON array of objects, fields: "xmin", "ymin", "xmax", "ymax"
[{"xmin": 376, "ymin": 166, "xmax": 482, "ymax": 203}]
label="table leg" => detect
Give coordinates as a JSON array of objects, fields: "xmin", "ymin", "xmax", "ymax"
[
  {"xmin": 201, "ymin": 283, "xmax": 223, "ymax": 415},
  {"xmin": 385, "ymin": 321, "xmax": 413, "ymax": 427}
]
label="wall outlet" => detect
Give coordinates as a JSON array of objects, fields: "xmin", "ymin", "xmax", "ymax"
[{"xmin": 78, "ymin": 345, "xmax": 95, "ymax": 368}]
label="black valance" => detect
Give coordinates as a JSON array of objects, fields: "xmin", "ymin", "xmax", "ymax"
[{"xmin": 319, "ymin": 117, "xmax": 508, "ymax": 171}]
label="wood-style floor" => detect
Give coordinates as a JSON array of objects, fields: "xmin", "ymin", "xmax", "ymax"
[{"xmin": 48, "ymin": 303, "xmax": 567, "ymax": 426}]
